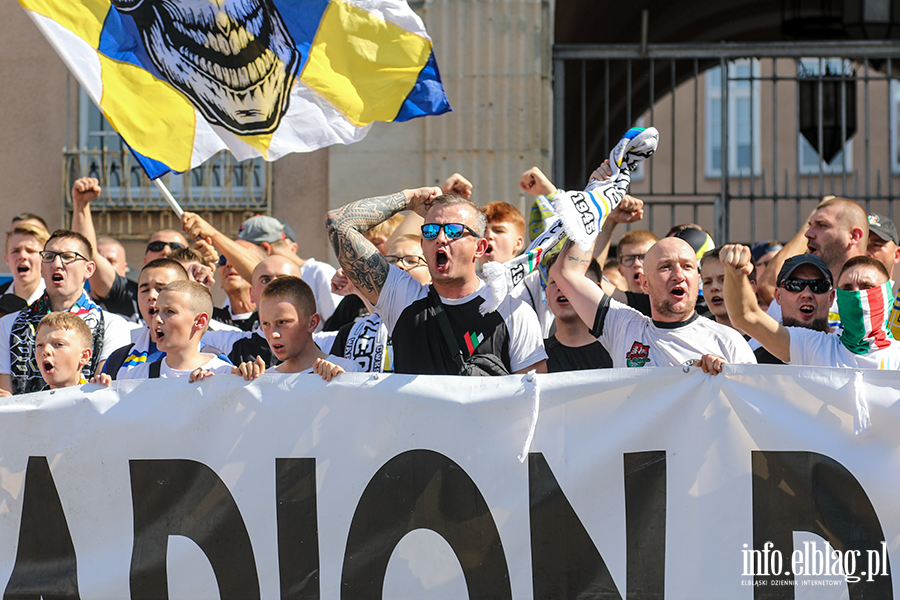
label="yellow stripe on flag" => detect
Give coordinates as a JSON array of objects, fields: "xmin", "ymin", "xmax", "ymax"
[
  {"xmin": 99, "ymin": 55, "xmax": 196, "ymax": 173},
  {"xmin": 18, "ymin": 0, "xmax": 109, "ymax": 48},
  {"xmin": 302, "ymin": 0, "xmax": 432, "ymax": 127}
]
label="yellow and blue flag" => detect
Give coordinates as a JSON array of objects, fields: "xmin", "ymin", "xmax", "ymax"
[{"xmin": 19, "ymin": 0, "xmax": 451, "ymax": 177}]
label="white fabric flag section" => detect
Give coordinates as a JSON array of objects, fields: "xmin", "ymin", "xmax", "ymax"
[{"xmin": 0, "ymin": 366, "xmax": 899, "ymax": 598}]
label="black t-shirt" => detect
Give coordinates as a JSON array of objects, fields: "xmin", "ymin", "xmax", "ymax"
[
  {"xmin": 624, "ymin": 291, "xmax": 652, "ymax": 317},
  {"xmin": 100, "ymin": 273, "xmax": 140, "ymax": 321},
  {"xmin": 324, "ymin": 295, "xmax": 367, "ymax": 331},
  {"xmin": 229, "ymin": 332, "xmax": 277, "ymax": 367},
  {"xmin": 544, "ymin": 335, "xmax": 613, "ymax": 372},
  {"xmin": 754, "ymin": 345, "xmax": 785, "ymax": 365}
]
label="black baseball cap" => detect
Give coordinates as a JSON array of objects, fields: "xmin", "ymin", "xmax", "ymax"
[{"xmin": 776, "ymin": 254, "xmax": 833, "ymax": 287}]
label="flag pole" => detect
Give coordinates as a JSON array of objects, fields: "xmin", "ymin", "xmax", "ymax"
[{"xmin": 153, "ymin": 178, "xmax": 185, "ymax": 218}]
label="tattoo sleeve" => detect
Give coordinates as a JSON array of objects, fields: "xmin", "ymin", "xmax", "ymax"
[{"xmin": 325, "ymin": 192, "xmax": 408, "ymax": 299}]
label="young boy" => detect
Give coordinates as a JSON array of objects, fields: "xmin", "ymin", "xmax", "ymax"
[
  {"xmin": 35, "ymin": 312, "xmax": 94, "ymax": 389},
  {"xmin": 120, "ymin": 280, "xmax": 232, "ymax": 381},
  {"xmin": 235, "ymin": 276, "xmax": 358, "ymax": 380}
]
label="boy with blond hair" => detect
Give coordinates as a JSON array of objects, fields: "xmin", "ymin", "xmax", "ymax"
[
  {"xmin": 120, "ymin": 280, "xmax": 232, "ymax": 381},
  {"xmin": 236, "ymin": 276, "xmax": 358, "ymax": 380},
  {"xmin": 35, "ymin": 312, "xmax": 94, "ymax": 389}
]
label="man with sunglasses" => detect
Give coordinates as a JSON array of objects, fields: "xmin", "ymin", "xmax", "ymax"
[
  {"xmin": 723, "ymin": 245, "xmax": 900, "ymax": 368},
  {"xmin": 0, "ymin": 230, "xmax": 132, "ymax": 394},
  {"xmin": 70, "ymin": 177, "xmax": 190, "ymax": 321},
  {"xmin": 326, "ymin": 188, "xmax": 547, "ymax": 375}
]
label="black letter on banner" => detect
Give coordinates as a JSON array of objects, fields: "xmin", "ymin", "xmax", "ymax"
[
  {"xmin": 276, "ymin": 458, "xmax": 319, "ymax": 600},
  {"xmin": 752, "ymin": 450, "xmax": 892, "ymax": 597},
  {"xmin": 341, "ymin": 449, "xmax": 511, "ymax": 600},
  {"xmin": 129, "ymin": 459, "xmax": 260, "ymax": 600},
  {"xmin": 529, "ymin": 451, "xmax": 666, "ymax": 599},
  {"xmin": 3, "ymin": 456, "xmax": 80, "ymax": 600}
]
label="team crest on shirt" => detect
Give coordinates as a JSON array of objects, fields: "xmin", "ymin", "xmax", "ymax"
[{"xmin": 625, "ymin": 342, "xmax": 650, "ymax": 367}]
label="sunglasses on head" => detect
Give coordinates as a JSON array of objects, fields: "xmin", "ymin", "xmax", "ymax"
[
  {"xmin": 146, "ymin": 241, "xmax": 185, "ymax": 253},
  {"xmin": 421, "ymin": 223, "xmax": 479, "ymax": 240},
  {"xmin": 780, "ymin": 278, "xmax": 832, "ymax": 294}
]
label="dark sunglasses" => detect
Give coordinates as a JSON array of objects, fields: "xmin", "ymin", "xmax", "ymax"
[
  {"xmin": 146, "ymin": 240, "xmax": 185, "ymax": 253},
  {"xmin": 421, "ymin": 223, "xmax": 479, "ymax": 240},
  {"xmin": 780, "ymin": 278, "xmax": 833, "ymax": 294},
  {"xmin": 218, "ymin": 254, "xmax": 228, "ymax": 267}
]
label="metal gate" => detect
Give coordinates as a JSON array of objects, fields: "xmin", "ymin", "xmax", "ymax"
[{"xmin": 552, "ymin": 41, "xmax": 900, "ymax": 245}]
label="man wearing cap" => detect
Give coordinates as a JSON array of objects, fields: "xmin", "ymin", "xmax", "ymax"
[
  {"xmin": 722, "ymin": 244, "xmax": 900, "ymax": 368},
  {"xmin": 750, "ymin": 254, "xmax": 835, "ymax": 364},
  {"xmin": 236, "ymin": 215, "xmax": 341, "ymax": 323},
  {"xmin": 867, "ymin": 213, "xmax": 900, "ymax": 339},
  {"xmin": 182, "ymin": 212, "xmax": 341, "ymax": 324}
]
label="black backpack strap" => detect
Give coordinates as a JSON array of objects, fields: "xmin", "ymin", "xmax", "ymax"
[
  {"xmin": 428, "ymin": 286, "xmax": 466, "ymax": 370},
  {"xmin": 148, "ymin": 357, "xmax": 164, "ymax": 379},
  {"xmin": 545, "ymin": 336, "xmax": 572, "ymax": 372},
  {"xmin": 105, "ymin": 343, "xmax": 135, "ymax": 381}
]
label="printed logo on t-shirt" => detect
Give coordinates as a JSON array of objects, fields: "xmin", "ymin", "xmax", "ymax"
[
  {"xmin": 625, "ymin": 341, "xmax": 650, "ymax": 367},
  {"xmin": 464, "ymin": 330, "xmax": 485, "ymax": 355}
]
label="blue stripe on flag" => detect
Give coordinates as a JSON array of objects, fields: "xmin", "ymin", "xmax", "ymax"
[
  {"xmin": 272, "ymin": 0, "xmax": 331, "ymax": 73},
  {"xmin": 395, "ymin": 51, "xmax": 452, "ymax": 122},
  {"xmin": 125, "ymin": 139, "xmax": 173, "ymax": 179},
  {"xmin": 97, "ymin": 9, "xmax": 164, "ymax": 80}
]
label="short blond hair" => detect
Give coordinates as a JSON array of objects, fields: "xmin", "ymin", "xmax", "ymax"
[
  {"xmin": 161, "ymin": 280, "xmax": 213, "ymax": 320},
  {"xmin": 36, "ymin": 312, "xmax": 92, "ymax": 349},
  {"xmin": 6, "ymin": 223, "xmax": 49, "ymax": 252}
]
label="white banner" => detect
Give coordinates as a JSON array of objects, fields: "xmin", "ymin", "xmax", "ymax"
[{"xmin": 0, "ymin": 365, "xmax": 898, "ymax": 599}]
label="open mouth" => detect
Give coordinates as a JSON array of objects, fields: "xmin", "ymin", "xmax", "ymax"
[
  {"xmin": 671, "ymin": 286, "xmax": 686, "ymax": 301},
  {"xmin": 51, "ymin": 273, "xmax": 64, "ymax": 283},
  {"xmin": 555, "ymin": 294, "xmax": 569, "ymax": 306},
  {"xmin": 435, "ymin": 249, "xmax": 449, "ymax": 270},
  {"xmin": 484, "ymin": 244, "xmax": 493, "ymax": 255},
  {"xmin": 708, "ymin": 295, "xmax": 723, "ymax": 306},
  {"xmin": 42, "ymin": 360, "xmax": 54, "ymax": 374},
  {"xmin": 155, "ymin": 327, "xmax": 166, "ymax": 343},
  {"xmin": 799, "ymin": 304, "xmax": 815, "ymax": 315},
  {"xmin": 17, "ymin": 265, "xmax": 29, "ymax": 274}
]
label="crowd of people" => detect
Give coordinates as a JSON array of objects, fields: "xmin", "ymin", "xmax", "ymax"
[{"xmin": 1, "ymin": 150, "xmax": 898, "ymax": 395}]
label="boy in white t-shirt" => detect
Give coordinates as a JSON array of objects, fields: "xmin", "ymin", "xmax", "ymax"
[
  {"xmin": 235, "ymin": 276, "xmax": 359, "ymax": 380},
  {"xmin": 120, "ymin": 280, "xmax": 232, "ymax": 381},
  {"xmin": 35, "ymin": 312, "xmax": 94, "ymax": 389}
]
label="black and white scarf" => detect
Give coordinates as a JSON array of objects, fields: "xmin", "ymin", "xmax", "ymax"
[{"xmin": 10, "ymin": 291, "xmax": 104, "ymax": 395}]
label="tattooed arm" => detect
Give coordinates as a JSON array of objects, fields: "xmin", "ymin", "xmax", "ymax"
[
  {"xmin": 325, "ymin": 187, "xmax": 441, "ymax": 305},
  {"xmin": 549, "ymin": 239, "xmax": 607, "ymax": 332}
]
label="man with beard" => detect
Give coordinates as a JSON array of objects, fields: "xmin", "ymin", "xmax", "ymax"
[
  {"xmin": 326, "ymin": 188, "xmax": 547, "ymax": 375},
  {"xmin": 723, "ymin": 246, "xmax": 900, "ymax": 368},
  {"xmin": 549, "ymin": 236, "xmax": 755, "ymax": 372},
  {"xmin": 751, "ymin": 255, "xmax": 834, "ymax": 364},
  {"xmin": 756, "ymin": 197, "xmax": 867, "ymax": 328}
]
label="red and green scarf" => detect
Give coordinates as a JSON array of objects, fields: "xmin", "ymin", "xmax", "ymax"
[{"xmin": 837, "ymin": 283, "xmax": 894, "ymax": 355}]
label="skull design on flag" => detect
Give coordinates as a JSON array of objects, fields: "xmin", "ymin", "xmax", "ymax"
[{"xmin": 112, "ymin": 0, "xmax": 300, "ymax": 135}]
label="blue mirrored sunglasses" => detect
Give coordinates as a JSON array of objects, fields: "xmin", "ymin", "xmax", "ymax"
[{"xmin": 421, "ymin": 223, "xmax": 479, "ymax": 240}]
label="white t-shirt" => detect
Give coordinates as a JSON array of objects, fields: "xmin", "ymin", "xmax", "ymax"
[
  {"xmin": 120, "ymin": 354, "xmax": 234, "ymax": 379},
  {"xmin": 591, "ymin": 297, "xmax": 757, "ymax": 367},
  {"xmin": 300, "ymin": 259, "xmax": 342, "ymax": 323},
  {"xmin": 0, "ymin": 308, "xmax": 133, "ymax": 374},
  {"xmin": 510, "ymin": 270, "xmax": 555, "ymax": 339},
  {"xmin": 377, "ymin": 267, "xmax": 547, "ymax": 374},
  {"xmin": 274, "ymin": 354, "xmax": 361, "ymax": 374},
  {"xmin": 788, "ymin": 327, "xmax": 900, "ymax": 369}
]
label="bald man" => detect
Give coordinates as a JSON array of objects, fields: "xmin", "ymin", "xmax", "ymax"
[
  {"xmin": 550, "ymin": 237, "xmax": 756, "ymax": 372},
  {"xmin": 201, "ymin": 256, "xmax": 337, "ymax": 366}
]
